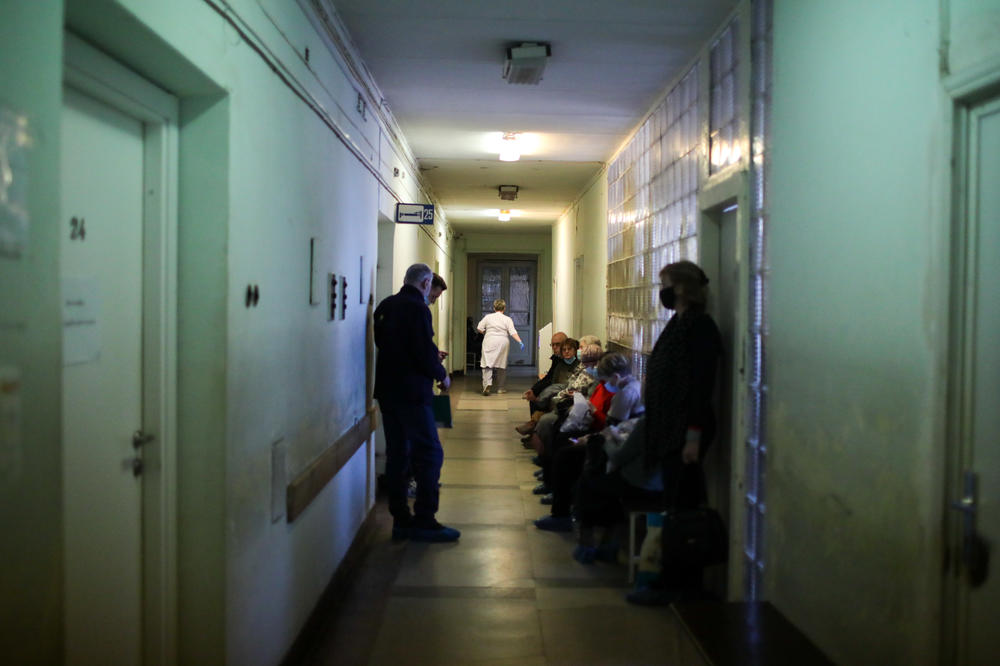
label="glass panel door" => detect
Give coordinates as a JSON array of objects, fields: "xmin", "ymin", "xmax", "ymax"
[{"xmin": 477, "ymin": 260, "xmax": 536, "ymax": 366}]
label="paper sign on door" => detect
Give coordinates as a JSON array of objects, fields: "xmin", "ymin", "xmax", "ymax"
[{"xmin": 62, "ymin": 277, "xmax": 102, "ymax": 365}]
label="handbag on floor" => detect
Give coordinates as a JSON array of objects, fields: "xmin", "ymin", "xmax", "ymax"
[
  {"xmin": 660, "ymin": 463, "xmax": 727, "ymax": 568},
  {"xmin": 432, "ymin": 393, "xmax": 452, "ymax": 428},
  {"xmin": 660, "ymin": 504, "xmax": 728, "ymax": 568}
]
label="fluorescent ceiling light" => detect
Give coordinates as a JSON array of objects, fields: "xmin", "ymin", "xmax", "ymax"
[
  {"xmin": 498, "ymin": 209, "xmax": 511, "ymax": 222},
  {"xmin": 498, "ymin": 132, "xmax": 520, "ymax": 161}
]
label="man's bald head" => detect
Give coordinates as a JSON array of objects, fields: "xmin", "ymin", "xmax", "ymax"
[{"xmin": 550, "ymin": 331, "xmax": 568, "ymax": 354}]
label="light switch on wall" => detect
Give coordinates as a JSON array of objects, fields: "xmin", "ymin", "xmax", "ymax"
[
  {"xmin": 327, "ymin": 273, "xmax": 337, "ymax": 321},
  {"xmin": 339, "ymin": 275, "xmax": 348, "ymax": 320}
]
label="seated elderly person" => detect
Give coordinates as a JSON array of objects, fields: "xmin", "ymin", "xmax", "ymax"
[
  {"xmin": 522, "ymin": 331, "xmax": 570, "ymax": 414},
  {"xmin": 569, "ymin": 417, "xmax": 661, "ymax": 563},
  {"xmin": 516, "ymin": 340, "xmax": 598, "ymax": 438},
  {"xmin": 533, "ymin": 352, "xmax": 644, "ymax": 533}
]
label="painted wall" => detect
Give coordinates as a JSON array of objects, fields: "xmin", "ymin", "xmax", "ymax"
[
  {"xmin": 553, "ymin": 174, "xmax": 609, "ymax": 343},
  {"xmin": 450, "ymin": 231, "xmax": 552, "ymax": 366},
  {"xmin": 0, "ymin": 0, "xmax": 448, "ymax": 662},
  {"xmin": 0, "ymin": 3, "xmax": 65, "ymax": 663},
  {"xmin": 552, "ymin": 210, "xmax": 576, "ymax": 336},
  {"xmin": 948, "ymin": 0, "xmax": 1000, "ymax": 74},
  {"xmin": 767, "ymin": 2, "xmax": 950, "ymax": 663}
]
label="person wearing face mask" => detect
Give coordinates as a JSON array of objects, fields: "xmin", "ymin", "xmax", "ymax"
[
  {"xmin": 515, "ymin": 341, "xmax": 595, "ymax": 439},
  {"xmin": 533, "ymin": 352, "xmax": 644, "ymax": 532},
  {"xmin": 476, "ymin": 299, "xmax": 524, "ymax": 395},
  {"xmin": 626, "ymin": 259, "xmax": 722, "ymax": 604},
  {"xmin": 373, "ymin": 263, "xmax": 458, "ymax": 542}
]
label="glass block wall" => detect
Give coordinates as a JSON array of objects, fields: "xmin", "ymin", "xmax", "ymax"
[
  {"xmin": 745, "ymin": 0, "xmax": 772, "ymax": 601},
  {"xmin": 606, "ymin": 67, "xmax": 700, "ymax": 380},
  {"xmin": 710, "ymin": 20, "xmax": 742, "ymax": 174}
]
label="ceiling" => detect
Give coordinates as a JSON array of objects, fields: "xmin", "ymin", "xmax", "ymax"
[{"xmin": 332, "ymin": 0, "xmax": 738, "ymax": 233}]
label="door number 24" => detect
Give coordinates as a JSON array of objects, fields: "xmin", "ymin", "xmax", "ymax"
[{"xmin": 70, "ymin": 216, "xmax": 86, "ymax": 241}]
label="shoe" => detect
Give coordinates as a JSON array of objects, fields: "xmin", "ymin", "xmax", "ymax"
[
  {"xmin": 532, "ymin": 482, "xmax": 549, "ymax": 495},
  {"xmin": 534, "ymin": 515, "xmax": 574, "ymax": 532},
  {"xmin": 531, "ymin": 455, "xmax": 542, "ymax": 467},
  {"xmin": 515, "ymin": 421, "xmax": 535, "ymax": 435},
  {"xmin": 482, "ymin": 388, "xmax": 490, "ymax": 396},
  {"xmin": 539, "ymin": 493, "xmax": 554, "ymax": 505},
  {"xmin": 408, "ymin": 518, "xmax": 461, "ymax": 542},
  {"xmin": 391, "ymin": 516, "xmax": 413, "ymax": 541},
  {"xmin": 626, "ymin": 585, "xmax": 680, "ymax": 606},
  {"xmin": 533, "ymin": 469, "xmax": 544, "ymax": 479},
  {"xmin": 572, "ymin": 544, "xmax": 597, "ymax": 564},
  {"xmin": 496, "ymin": 389, "xmax": 507, "ymax": 394}
]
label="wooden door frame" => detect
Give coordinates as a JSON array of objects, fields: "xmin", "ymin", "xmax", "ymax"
[{"xmin": 63, "ymin": 32, "xmax": 179, "ymax": 665}]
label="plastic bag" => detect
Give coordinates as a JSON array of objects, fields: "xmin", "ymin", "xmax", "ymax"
[{"xmin": 559, "ymin": 391, "xmax": 593, "ymax": 432}]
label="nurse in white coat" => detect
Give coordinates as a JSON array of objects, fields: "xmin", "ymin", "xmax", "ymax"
[{"xmin": 476, "ymin": 299, "xmax": 524, "ymax": 395}]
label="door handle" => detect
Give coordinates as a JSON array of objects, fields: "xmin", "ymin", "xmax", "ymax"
[
  {"xmin": 132, "ymin": 430, "xmax": 155, "ymax": 449},
  {"xmin": 949, "ymin": 470, "xmax": 989, "ymax": 587}
]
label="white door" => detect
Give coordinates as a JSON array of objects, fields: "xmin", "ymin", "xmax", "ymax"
[
  {"xmin": 950, "ymin": 95, "xmax": 1000, "ymax": 665},
  {"xmin": 61, "ymin": 83, "xmax": 145, "ymax": 665}
]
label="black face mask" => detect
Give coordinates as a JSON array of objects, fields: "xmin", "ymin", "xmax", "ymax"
[{"xmin": 659, "ymin": 286, "xmax": 676, "ymax": 310}]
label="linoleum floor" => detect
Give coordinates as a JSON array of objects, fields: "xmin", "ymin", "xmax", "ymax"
[{"xmin": 290, "ymin": 370, "xmax": 686, "ymax": 665}]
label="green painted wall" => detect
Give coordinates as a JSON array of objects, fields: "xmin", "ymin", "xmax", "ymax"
[
  {"xmin": 767, "ymin": 1, "xmax": 950, "ymax": 663},
  {"xmin": 0, "ymin": 4, "xmax": 65, "ymax": 663},
  {"xmin": 553, "ymin": 174, "xmax": 608, "ymax": 343},
  {"xmin": 0, "ymin": 0, "xmax": 447, "ymax": 662}
]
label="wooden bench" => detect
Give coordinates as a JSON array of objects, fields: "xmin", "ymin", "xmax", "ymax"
[
  {"xmin": 620, "ymin": 496, "xmax": 665, "ymax": 583},
  {"xmin": 671, "ymin": 601, "xmax": 834, "ymax": 665}
]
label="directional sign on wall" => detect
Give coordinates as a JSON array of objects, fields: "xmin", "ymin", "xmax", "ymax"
[{"xmin": 395, "ymin": 203, "xmax": 434, "ymax": 225}]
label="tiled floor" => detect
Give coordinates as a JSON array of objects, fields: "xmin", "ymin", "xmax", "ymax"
[{"xmin": 292, "ymin": 370, "xmax": 686, "ymax": 665}]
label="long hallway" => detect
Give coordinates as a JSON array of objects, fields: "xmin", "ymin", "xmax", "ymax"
[{"xmin": 294, "ymin": 370, "xmax": 685, "ymax": 665}]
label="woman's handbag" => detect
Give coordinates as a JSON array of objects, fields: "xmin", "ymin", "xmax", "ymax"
[
  {"xmin": 660, "ymin": 462, "xmax": 728, "ymax": 568},
  {"xmin": 660, "ymin": 504, "xmax": 728, "ymax": 568},
  {"xmin": 432, "ymin": 393, "xmax": 452, "ymax": 428}
]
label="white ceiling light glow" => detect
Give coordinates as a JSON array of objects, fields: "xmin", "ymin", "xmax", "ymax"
[
  {"xmin": 498, "ymin": 209, "xmax": 511, "ymax": 222},
  {"xmin": 498, "ymin": 132, "xmax": 520, "ymax": 161}
]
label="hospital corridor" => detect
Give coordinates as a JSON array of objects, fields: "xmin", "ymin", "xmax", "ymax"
[{"xmin": 1, "ymin": 1, "xmax": 999, "ymax": 664}]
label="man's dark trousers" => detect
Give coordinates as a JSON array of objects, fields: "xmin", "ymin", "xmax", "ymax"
[{"xmin": 380, "ymin": 400, "xmax": 443, "ymax": 522}]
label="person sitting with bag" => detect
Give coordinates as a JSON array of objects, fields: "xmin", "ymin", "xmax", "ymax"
[
  {"xmin": 570, "ymin": 416, "xmax": 662, "ymax": 563},
  {"xmin": 533, "ymin": 352, "xmax": 644, "ymax": 533}
]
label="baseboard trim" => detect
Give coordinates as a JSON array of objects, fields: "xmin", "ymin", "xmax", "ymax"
[{"xmin": 280, "ymin": 505, "xmax": 379, "ymax": 665}]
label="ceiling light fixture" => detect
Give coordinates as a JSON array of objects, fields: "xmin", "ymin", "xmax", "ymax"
[
  {"xmin": 503, "ymin": 42, "xmax": 552, "ymax": 85},
  {"xmin": 498, "ymin": 132, "xmax": 520, "ymax": 161},
  {"xmin": 498, "ymin": 209, "xmax": 511, "ymax": 222},
  {"xmin": 498, "ymin": 185, "xmax": 519, "ymax": 201}
]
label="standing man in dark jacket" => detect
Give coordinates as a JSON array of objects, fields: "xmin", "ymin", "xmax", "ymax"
[{"xmin": 374, "ymin": 263, "xmax": 459, "ymax": 542}]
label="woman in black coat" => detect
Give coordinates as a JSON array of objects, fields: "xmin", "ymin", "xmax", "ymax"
[{"xmin": 628, "ymin": 259, "xmax": 722, "ymax": 605}]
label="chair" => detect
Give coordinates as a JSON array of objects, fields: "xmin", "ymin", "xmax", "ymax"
[{"xmin": 621, "ymin": 496, "xmax": 665, "ymax": 583}]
